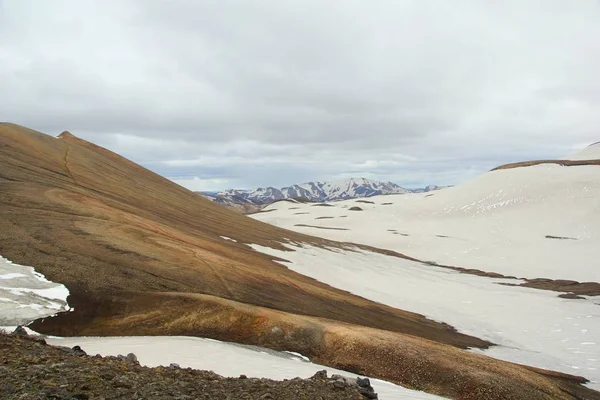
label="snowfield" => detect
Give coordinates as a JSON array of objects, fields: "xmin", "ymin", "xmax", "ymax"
[
  {"xmin": 250, "ymin": 243, "xmax": 600, "ymax": 389},
  {"xmin": 254, "ymin": 164, "xmax": 600, "ymax": 282},
  {"xmin": 251, "ymin": 162, "xmax": 600, "ymax": 389},
  {"xmin": 0, "ymin": 255, "xmax": 70, "ymax": 327},
  {"xmin": 47, "ymin": 336, "xmax": 446, "ymax": 400}
]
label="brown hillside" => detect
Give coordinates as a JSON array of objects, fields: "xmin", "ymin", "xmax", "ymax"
[
  {"xmin": 1, "ymin": 123, "xmax": 598, "ymax": 400},
  {"xmin": 492, "ymin": 159, "xmax": 600, "ymax": 170},
  {"xmin": 0, "ymin": 122, "xmax": 476, "ymax": 346}
]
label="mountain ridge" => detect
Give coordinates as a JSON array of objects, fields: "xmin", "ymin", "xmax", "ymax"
[{"xmin": 209, "ymin": 178, "xmax": 445, "ymax": 207}]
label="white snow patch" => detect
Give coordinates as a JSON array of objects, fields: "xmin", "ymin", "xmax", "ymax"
[
  {"xmin": 0, "ymin": 273, "xmax": 27, "ymax": 279},
  {"xmin": 0, "ymin": 297, "xmax": 15, "ymax": 303},
  {"xmin": 47, "ymin": 336, "xmax": 446, "ymax": 400},
  {"xmin": 0, "ymin": 255, "xmax": 70, "ymax": 326},
  {"xmin": 250, "ymin": 243, "xmax": 600, "ymax": 390},
  {"xmin": 220, "ymin": 236, "xmax": 237, "ymax": 243},
  {"xmin": 0, "ymin": 325, "xmax": 39, "ymax": 335},
  {"xmin": 284, "ymin": 351, "xmax": 311, "ymax": 362}
]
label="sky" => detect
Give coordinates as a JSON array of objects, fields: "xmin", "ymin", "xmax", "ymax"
[{"xmin": 1, "ymin": 1, "xmax": 599, "ymax": 191}]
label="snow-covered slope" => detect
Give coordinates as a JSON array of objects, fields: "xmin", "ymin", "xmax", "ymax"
[
  {"xmin": 217, "ymin": 178, "xmax": 416, "ymax": 205},
  {"xmin": 254, "ymin": 164, "xmax": 600, "ymax": 282},
  {"xmin": 568, "ymin": 142, "xmax": 600, "ymax": 161},
  {"xmin": 250, "ymin": 160, "xmax": 600, "ymax": 389},
  {"xmin": 0, "ymin": 255, "xmax": 70, "ymax": 328},
  {"xmin": 249, "ymin": 243, "xmax": 600, "ymax": 390}
]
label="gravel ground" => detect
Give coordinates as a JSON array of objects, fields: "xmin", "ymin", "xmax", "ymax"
[{"xmin": 0, "ymin": 330, "xmax": 377, "ymax": 400}]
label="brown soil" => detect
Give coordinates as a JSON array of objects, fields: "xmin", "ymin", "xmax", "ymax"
[
  {"xmin": 520, "ymin": 279, "xmax": 600, "ymax": 296},
  {"xmin": 294, "ymin": 224, "xmax": 349, "ymax": 231},
  {"xmin": 492, "ymin": 159, "xmax": 600, "ymax": 171},
  {"xmin": 1, "ymin": 123, "xmax": 599, "ymax": 399}
]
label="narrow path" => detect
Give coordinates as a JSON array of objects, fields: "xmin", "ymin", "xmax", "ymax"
[
  {"xmin": 63, "ymin": 145, "xmax": 77, "ymax": 185},
  {"xmin": 193, "ymin": 250, "xmax": 236, "ymax": 299}
]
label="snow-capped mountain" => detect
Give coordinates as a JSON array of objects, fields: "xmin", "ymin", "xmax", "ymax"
[
  {"xmin": 199, "ymin": 192, "xmax": 263, "ymax": 214},
  {"xmin": 215, "ymin": 178, "xmax": 415, "ymax": 205}
]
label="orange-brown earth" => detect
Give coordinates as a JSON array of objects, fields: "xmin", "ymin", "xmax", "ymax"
[{"xmin": 1, "ymin": 123, "xmax": 599, "ymax": 400}]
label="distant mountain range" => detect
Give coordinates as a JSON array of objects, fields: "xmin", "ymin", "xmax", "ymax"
[{"xmin": 200, "ymin": 178, "xmax": 446, "ymax": 212}]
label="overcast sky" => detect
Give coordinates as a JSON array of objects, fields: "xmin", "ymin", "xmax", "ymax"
[{"xmin": 1, "ymin": 1, "xmax": 599, "ymax": 191}]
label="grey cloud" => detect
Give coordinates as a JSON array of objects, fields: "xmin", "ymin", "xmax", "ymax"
[{"xmin": 1, "ymin": 0, "xmax": 599, "ymax": 191}]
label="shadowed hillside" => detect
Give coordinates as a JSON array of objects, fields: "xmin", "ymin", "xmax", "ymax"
[{"xmin": 1, "ymin": 123, "xmax": 599, "ymax": 400}]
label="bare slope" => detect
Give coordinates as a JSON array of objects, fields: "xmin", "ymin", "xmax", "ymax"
[{"xmin": 0, "ymin": 122, "xmax": 473, "ymax": 347}]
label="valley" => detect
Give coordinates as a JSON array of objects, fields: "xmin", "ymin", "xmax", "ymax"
[{"xmin": 0, "ymin": 123, "xmax": 599, "ymax": 399}]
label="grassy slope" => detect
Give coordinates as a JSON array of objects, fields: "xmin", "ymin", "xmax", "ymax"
[{"xmin": 1, "ymin": 123, "xmax": 598, "ymax": 400}]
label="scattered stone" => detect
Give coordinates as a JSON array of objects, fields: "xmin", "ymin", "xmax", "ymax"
[
  {"xmin": 558, "ymin": 293, "xmax": 586, "ymax": 300},
  {"xmin": 333, "ymin": 380, "xmax": 347, "ymax": 389},
  {"xmin": 113, "ymin": 377, "xmax": 133, "ymax": 388},
  {"xmin": 71, "ymin": 346, "xmax": 86, "ymax": 356},
  {"xmin": 545, "ymin": 235, "xmax": 578, "ymax": 240},
  {"xmin": 126, "ymin": 353, "xmax": 138, "ymax": 364},
  {"xmin": 0, "ymin": 332, "xmax": 370, "ymax": 400},
  {"xmin": 100, "ymin": 371, "xmax": 116, "ymax": 380},
  {"xmin": 356, "ymin": 378, "xmax": 378, "ymax": 399},
  {"xmin": 356, "ymin": 377, "xmax": 370, "ymax": 388},
  {"xmin": 348, "ymin": 206, "xmax": 363, "ymax": 211},
  {"xmin": 12, "ymin": 325, "xmax": 28, "ymax": 336},
  {"xmin": 311, "ymin": 370, "xmax": 328, "ymax": 380},
  {"xmin": 358, "ymin": 387, "xmax": 379, "ymax": 399},
  {"xmin": 170, "ymin": 363, "xmax": 181, "ymax": 369}
]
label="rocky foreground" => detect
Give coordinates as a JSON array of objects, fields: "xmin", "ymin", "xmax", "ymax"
[{"xmin": 0, "ymin": 331, "xmax": 378, "ymax": 400}]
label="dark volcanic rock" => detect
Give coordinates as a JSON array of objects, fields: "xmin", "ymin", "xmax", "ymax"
[
  {"xmin": 12, "ymin": 325, "xmax": 28, "ymax": 336},
  {"xmin": 558, "ymin": 293, "xmax": 586, "ymax": 300},
  {"xmin": 0, "ymin": 333, "xmax": 371, "ymax": 400},
  {"xmin": 125, "ymin": 352, "xmax": 138, "ymax": 364}
]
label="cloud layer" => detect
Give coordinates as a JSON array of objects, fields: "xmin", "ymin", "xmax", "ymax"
[{"xmin": 1, "ymin": 1, "xmax": 599, "ymax": 190}]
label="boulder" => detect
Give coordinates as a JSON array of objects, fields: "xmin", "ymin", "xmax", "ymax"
[{"xmin": 12, "ymin": 326, "xmax": 28, "ymax": 336}]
